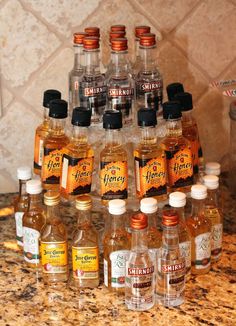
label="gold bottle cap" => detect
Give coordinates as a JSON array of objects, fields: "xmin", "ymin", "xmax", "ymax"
[
  {"xmin": 44, "ymin": 191, "xmax": 60, "ymax": 206},
  {"xmin": 75, "ymin": 195, "xmax": 92, "ymax": 211}
]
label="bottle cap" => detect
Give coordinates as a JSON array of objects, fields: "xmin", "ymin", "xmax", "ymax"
[
  {"xmin": 43, "ymin": 89, "xmax": 61, "ymax": 108},
  {"xmin": 26, "ymin": 179, "xmax": 42, "ymax": 195},
  {"xmin": 109, "ymin": 31, "xmax": 126, "ymax": 43},
  {"xmin": 17, "ymin": 166, "xmax": 32, "ymax": 180},
  {"xmin": 135, "ymin": 25, "xmax": 151, "ymax": 38},
  {"xmin": 103, "ymin": 110, "xmax": 122, "ymax": 129},
  {"xmin": 130, "ymin": 212, "xmax": 148, "ymax": 230},
  {"xmin": 191, "ymin": 185, "xmax": 207, "ymax": 200},
  {"xmin": 111, "ymin": 38, "xmax": 128, "ymax": 51},
  {"xmin": 169, "ymin": 191, "xmax": 186, "ymax": 208},
  {"xmin": 75, "ymin": 195, "xmax": 92, "ymax": 210},
  {"xmin": 49, "ymin": 99, "xmax": 68, "ymax": 119},
  {"xmin": 138, "ymin": 108, "xmax": 157, "ymax": 127},
  {"xmin": 205, "ymin": 162, "xmax": 221, "ymax": 176},
  {"xmin": 44, "ymin": 191, "xmax": 60, "ymax": 206},
  {"xmin": 71, "ymin": 107, "xmax": 91, "ymax": 126},
  {"xmin": 84, "ymin": 27, "xmax": 100, "ymax": 38},
  {"xmin": 83, "ymin": 36, "xmax": 99, "ymax": 50},
  {"xmin": 140, "ymin": 198, "xmax": 158, "ymax": 214},
  {"xmin": 203, "ymin": 175, "xmax": 219, "ymax": 190},
  {"xmin": 108, "ymin": 199, "xmax": 126, "ymax": 215},
  {"xmin": 166, "ymin": 83, "xmax": 184, "ymax": 101},
  {"xmin": 162, "ymin": 210, "xmax": 179, "ymax": 227},
  {"xmin": 163, "ymin": 101, "xmax": 182, "ymax": 119},
  {"xmin": 174, "ymin": 92, "xmax": 193, "ymax": 111},
  {"xmin": 140, "ymin": 33, "xmax": 156, "ymax": 47},
  {"xmin": 73, "ymin": 32, "xmax": 88, "ymax": 45},
  {"xmin": 111, "ymin": 25, "xmax": 126, "ymax": 32}
]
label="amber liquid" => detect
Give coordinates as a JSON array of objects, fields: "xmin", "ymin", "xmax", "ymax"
[{"xmin": 34, "ymin": 118, "xmax": 50, "ymax": 175}]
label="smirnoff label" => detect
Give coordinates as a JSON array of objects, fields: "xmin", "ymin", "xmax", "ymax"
[
  {"xmin": 137, "ymin": 81, "xmax": 162, "ymax": 92},
  {"xmin": 83, "ymin": 86, "xmax": 107, "ymax": 97},
  {"xmin": 128, "ymin": 266, "xmax": 154, "ymax": 276},
  {"xmin": 108, "ymin": 87, "xmax": 134, "ymax": 97},
  {"xmin": 161, "ymin": 262, "xmax": 185, "ymax": 273}
]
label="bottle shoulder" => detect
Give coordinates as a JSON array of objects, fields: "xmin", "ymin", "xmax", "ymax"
[
  {"xmin": 65, "ymin": 142, "xmax": 94, "ymax": 158},
  {"xmin": 44, "ymin": 133, "xmax": 70, "ymax": 148}
]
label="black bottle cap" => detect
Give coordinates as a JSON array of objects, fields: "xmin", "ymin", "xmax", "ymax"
[
  {"xmin": 166, "ymin": 83, "xmax": 184, "ymax": 101},
  {"xmin": 49, "ymin": 99, "xmax": 68, "ymax": 119},
  {"xmin": 43, "ymin": 89, "xmax": 61, "ymax": 108},
  {"xmin": 163, "ymin": 101, "xmax": 182, "ymax": 120},
  {"xmin": 138, "ymin": 108, "xmax": 157, "ymax": 127},
  {"xmin": 103, "ymin": 110, "xmax": 122, "ymax": 129},
  {"xmin": 71, "ymin": 107, "xmax": 91, "ymax": 126},
  {"xmin": 174, "ymin": 92, "xmax": 193, "ymax": 111}
]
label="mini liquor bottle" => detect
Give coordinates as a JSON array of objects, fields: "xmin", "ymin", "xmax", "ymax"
[
  {"xmin": 106, "ymin": 38, "xmax": 134, "ymax": 126},
  {"xmin": 160, "ymin": 101, "xmax": 194, "ymax": 193},
  {"xmin": 103, "ymin": 199, "xmax": 131, "ymax": 292},
  {"xmin": 34, "ymin": 89, "xmax": 61, "ymax": 175},
  {"xmin": 100, "ymin": 110, "xmax": 128, "ymax": 203},
  {"xmin": 125, "ymin": 212, "xmax": 155, "ymax": 311},
  {"xmin": 14, "ymin": 166, "xmax": 32, "ymax": 249},
  {"xmin": 23, "ymin": 180, "xmax": 45, "ymax": 268},
  {"xmin": 40, "ymin": 191, "xmax": 68, "ymax": 284},
  {"xmin": 72, "ymin": 195, "xmax": 99, "ymax": 287},
  {"xmin": 156, "ymin": 210, "xmax": 185, "ymax": 307},
  {"xmin": 41, "ymin": 99, "xmax": 70, "ymax": 191},
  {"xmin": 136, "ymin": 33, "xmax": 163, "ymax": 113},
  {"xmin": 132, "ymin": 25, "xmax": 151, "ymax": 76},
  {"xmin": 166, "ymin": 82, "xmax": 184, "ymax": 101},
  {"xmin": 134, "ymin": 108, "xmax": 167, "ymax": 200},
  {"xmin": 187, "ymin": 185, "xmax": 211, "ymax": 275},
  {"xmin": 203, "ymin": 175, "xmax": 223, "ymax": 262},
  {"xmin": 60, "ymin": 108, "xmax": 94, "ymax": 201},
  {"xmin": 79, "ymin": 36, "xmax": 106, "ymax": 125},
  {"xmin": 169, "ymin": 191, "xmax": 191, "ymax": 276}
]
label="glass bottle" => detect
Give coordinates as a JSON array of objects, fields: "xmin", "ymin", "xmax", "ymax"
[
  {"xmin": 72, "ymin": 195, "xmax": 99, "ymax": 287},
  {"xmin": 103, "ymin": 199, "xmax": 131, "ymax": 292},
  {"xmin": 40, "ymin": 191, "xmax": 68, "ymax": 284},
  {"xmin": 156, "ymin": 210, "xmax": 185, "ymax": 307},
  {"xmin": 132, "ymin": 26, "xmax": 151, "ymax": 76},
  {"xmin": 160, "ymin": 101, "xmax": 194, "ymax": 193},
  {"xmin": 125, "ymin": 212, "xmax": 155, "ymax": 311},
  {"xmin": 100, "ymin": 110, "xmax": 128, "ymax": 204},
  {"xmin": 14, "ymin": 166, "xmax": 32, "ymax": 250},
  {"xmin": 186, "ymin": 185, "xmax": 211, "ymax": 275},
  {"xmin": 166, "ymin": 82, "xmax": 184, "ymax": 101},
  {"xmin": 134, "ymin": 108, "xmax": 167, "ymax": 200},
  {"xmin": 205, "ymin": 161, "xmax": 222, "ymax": 208},
  {"xmin": 228, "ymin": 100, "xmax": 236, "ymax": 193},
  {"xmin": 23, "ymin": 180, "xmax": 45, "ymax": 268},
  {"xmin": 41, "ymin": 99, "xmax": 70, "ymax": 191},
  {"xmin": 203, "ymin": 175, "xmax": 223, "ymax": 262},
  {"xmin": 60, "ymin": 108, "xmax": 94, "ymax": 201}
]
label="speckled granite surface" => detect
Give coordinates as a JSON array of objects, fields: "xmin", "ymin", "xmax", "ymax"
[{"xmin": 0, "ymin": 186, "xmax": 235, "ymax": 326}]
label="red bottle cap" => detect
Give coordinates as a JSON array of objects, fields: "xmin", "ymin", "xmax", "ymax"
[
  {"xmin": 73, "ymin": 32, "xmax": 88, "ymax": 45},
  {"xmin": 84, "ymin": 27, "xmax": 100, "ymax": 38},
  {"xmin": 111, "ymin": 38, "xmax": 128, "ymax": 51},
  {"xmin": 83, "ymin": 36, "xmax": 99, "ymax": 50},
  {"xmin": 109, "ymin": 31, "xmax": 126, "ymax": 43},
  {"xmin": 131, "ymin": 212, "xmax": 148, "ymax": 230},
  {"xmin": 140, "ymin": 33, "xmax": 156, "ymax": 47},
  {"xmin": 111, "ymin": 25, "xmax": 126, "ymax": 32},
  {"xmin": 162, "ymin": 210, "xmax": 179, "ymax": 227},
  {"xmin": 135, "ymin": 25, "xmax": 151, "ymax": 38}
]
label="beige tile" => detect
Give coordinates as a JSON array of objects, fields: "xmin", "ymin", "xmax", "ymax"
[
  {"xmin": 1, "ymin": 87, "xmax": 14, "ymax": 111},
  {"xmin": 0, "ymin": 0, "xmax": 60, "ymax": 86},
  {"xmin": 0, "ymin": 170, "xmax": 17, "ymax": 193},
  {"xmin": 174, "ymin": 0, "xmax": 236, "ymax": 78}
]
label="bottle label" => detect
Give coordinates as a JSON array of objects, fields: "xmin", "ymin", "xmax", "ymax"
[
  {"xmin": 194, "ymin": 232, "xmax": 211, "ymax": 269},
  {"xmin": 15, "ymin": 212, "xmax": 24, "ymax": 246},
  {"xmin": 83, "ymin": 86, "xmax": 107, "ymax": 97},
  {"xmin": 100, "ymin": 161, "xmax": 128, "ymax": 200},
  {"xmin": 104, "ymin": 259, "xmax": 108, "ymax": 287},
  {"xmin": 42, "ymin": 147, "xmax": 64, "ymax": 184},
  {"xmin": 136, "ymin": 80, "xmax": 163, "ymax": 111},
  {"xmin": 61, "ymin": 154, "xmax": 94, "ymax": 196},
  {"xmin": 72, "ymin": 246, "xmax": 99, "ymax": 280},
  {"xmin": 179, "ymin": 241, "xmax": 191, "ymax": 271},
  {"xmin": 110, "ymin": 250, "xmax": 130, "ymax": 288},
  {"xmin": 41, "ymin": 241, "xmax": 68, "ymax": 274},
  {"xmin": 34, "ymin": 133, "xmax": 44, "ymax": 170},
  {"xmin": 165, "ymin": 147, "xmax": 193, "ymax": 189},
  {"xmin": 190, "ymin": 139, "xmax": 200, "ymax": 174},
  {"xmin": 135, "ymin": 155, "xmax": 167, "ymax": 197},
  {"xmin": 23, "ymin": 227, "xmax": 40, "ymax": 264},
  {"xmin": 205, "ymin": 208, "xmax": 222, "ymax": 259}
]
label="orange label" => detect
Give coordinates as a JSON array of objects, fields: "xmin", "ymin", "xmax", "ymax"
[
  {"xmin": 190, "ymin": 139, "xmax": 200, "ymax": 173},
  {"xmin": 135, "ymin": 155, "xmax": 167, "ymax": 197},
  {"xmin": 34, "ymin": 133, "xmax": 44, "ymax": 170},
  {"xmin": 41, "ymin": 241, "xmax": 68, "ymax": 274},
  {"xmin": 166, "ymin": 147, "xmax": 193, "ymax": 188},
  {"xmin": 41, "ymin": 147, "xmax": 65, "ymax": 184},
  {"xmin": 100, "ymin": 161, "xmax": 128, "ymax": 200}
]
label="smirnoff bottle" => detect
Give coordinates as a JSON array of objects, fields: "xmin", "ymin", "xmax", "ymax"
[
  {"xmin": 135, "ymin": 33, "xmax": 163, "ymax": 113},
  {"xmin": 79, "ymin": 37, "xmax": 106, "ymax": 125},
  {"xmin": 133, "ymin": 26, "xmax": 151, "ymax": 76}
]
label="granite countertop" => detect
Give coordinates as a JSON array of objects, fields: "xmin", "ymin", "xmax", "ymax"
[{"xmin": 0, "ymin": 184, "xmax": 236, "ymax": 326}]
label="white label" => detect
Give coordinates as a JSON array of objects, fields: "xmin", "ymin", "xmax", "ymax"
[
  {"xmin": 211, "ymin": 223, "xmax": 223, "ymax": 259},
  {"xmin": 104, "ymin": 259, "xmax": 108, "ymax": 287},
  {"xmin": 38, "ymin": 139, "xmax": 44, "ymax": 166},
  {"xmin": 135, "ymin": 159, "xmax": 140, "ymax": 192},
  {"xmin": 15, "ymin": 212, "xmax": 24, "ymax": 246},
  {"xmin": 23, "ymin": 227, "xmax": 40, "ymax": 264},
  {"xmin": 179, "ymin": 241, "xmax": 191, "ymax": 270},
  {"xmin": 195, "ymin": 232, "xmax": 211, "ymax": 269},
  {"xmin": 110, "ymin": 250, "xmax": 130, "ymax": 288},
  {"xmin": 61, "ymin": 157, "xmax": 69, "ymax": 189}
]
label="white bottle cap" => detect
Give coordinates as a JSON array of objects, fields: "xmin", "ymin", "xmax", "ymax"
[
  {"xmin": 203, "ymin": 175, "xmax": 219, "ymax": 190},
  {"xmin": 140, "ymin": 198, "xmax": 158, "ymax": 214},
  {"xmin": 17, "ymin": 166, "xmax": 32, "ymax": 180},
  {"xmin": 169, "ymin": 191, "xmax": 186, "ymax": 208},
  {"xmin": 205, "ymin": 162, "xmax": 221, "ymax": 176},
  {"xmin": 108, "ymin": 199, "xmax": 126, "ymax": 215},
  {"xmin": 26, "ymin": 179, "xmax": 42, "ymax": 194},
  {"xmin": 191, "ymin": 185, "xmax": 207, "ymax": 200}
]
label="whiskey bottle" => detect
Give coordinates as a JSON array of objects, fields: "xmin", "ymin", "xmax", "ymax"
[
  {"xmin": 133, "ymin": 25, "xmax": 151, "ymax": 76},
  {"xmin": 166, "ymin": 82, "xmax": 184, "ymax": 101}
]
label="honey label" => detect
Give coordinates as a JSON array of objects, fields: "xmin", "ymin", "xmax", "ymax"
[
  {"xmin": 135, "ymin": 155, "xmax": 167, "ymax": 197},
  {"xmin": 100, "ymin": 161, "xmax": 128, "ymax": 200},
  {"xmin": 41, "ymin": 241, "xmax": 68, "ymax": 274},
  {"xmin": 194, "ymin": 232, "xmax": 211, "ymax": 269},
  {"xmin": 72, "ymin": 246, "xmax": 99, "ymax": 280},
  {"xmin": 165, "ymin": 147, "xmax": 193, "ymax": 189},
  {"xmin": 61, "ymin": 154, "xmax": 94, "ymax": 196},
  {"xmin": 34, "ymin": 133, "xmax": 44, "ymax": 170},
  {"xmin": 23, "ymin": 227, "xmax": 40, "ymax": 264},
  {"xmin": 190, "ymin": 139, "xmax": 199, "ymax": 174},
  {"xmin": 41, "ymin": 147, "xmax": 64, "ymax": 184}
]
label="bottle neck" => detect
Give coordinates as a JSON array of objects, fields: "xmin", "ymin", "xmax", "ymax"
[
  {"xmin": 181, "ymin": 110, "xmax": 194, "ymax": 125},
  {"xmin": 206, "ymin": 189, "xmax": 219, "ymax": 207},
  {"xmin": 84, "ymin": 48, "xmax": 101, "ymax": 75},
  {"xmin": 173, "ymin": 207, "xmax": 185, "ymax": 222},
  {"xmin": 110, "ymin": 50, "xmax": 129, "ymax": 75},
  {"xmin": 166, "ymin": 119, "xmax": 182, "ymax": 137},
  {"xmin": 46, "ymin": 204, "xmax": 60, "ymax": 222},
  {"xmin": 139, "ymin": 45, "xmax": 157, "ymax": 72},
  {"xmin": 19, "ymin": 179, "xmax": 28, "ymax": 197},
  {"xmin": 50, "ymin": 118, "xmax": 66, "ymax": 135},
  {"xmin": 131, "ymin": 228, "xmax": 148, "ymax": 251},
  {"xmin": 162, "ymin": 225, "xmax": 179, "ymax": 248},
  {"xmin": 72, "ymin": 126, "xmax": 89, "ymax": 144},
  {"xmin": 77, "ymin": 209, "xmax": 91, "ymax": 227},
  {"xmin": 146, "ymin": 212, "xmax": 157, "ymax": 227},
  {"xmin": 135, "ymin": 38, "xmax": 140, "ymax": 61},
  {"xmin": 109, "ymin": 213, "xmax": 125, "ymax": 231},
  {"xmin": 28, "ymin": 194, "xmax": 42, "ymax": 210},
  {"xmin": 191, "ymin": 198, "xmax": 206, "ymax": 218},
  {"xmin": 105, "ymin": 129, "xmax": 122, "ymax": 146},
  {"xmin": 73, "ymin": 44, "xmax": 84, "ymax": 70},
  {"xmin": 43, "ymin": 107, "xmax": 50, "ymax": 122},
  {"xmin": 140, "ymin": 126, "xmax": 157, "ymax": 145}
]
